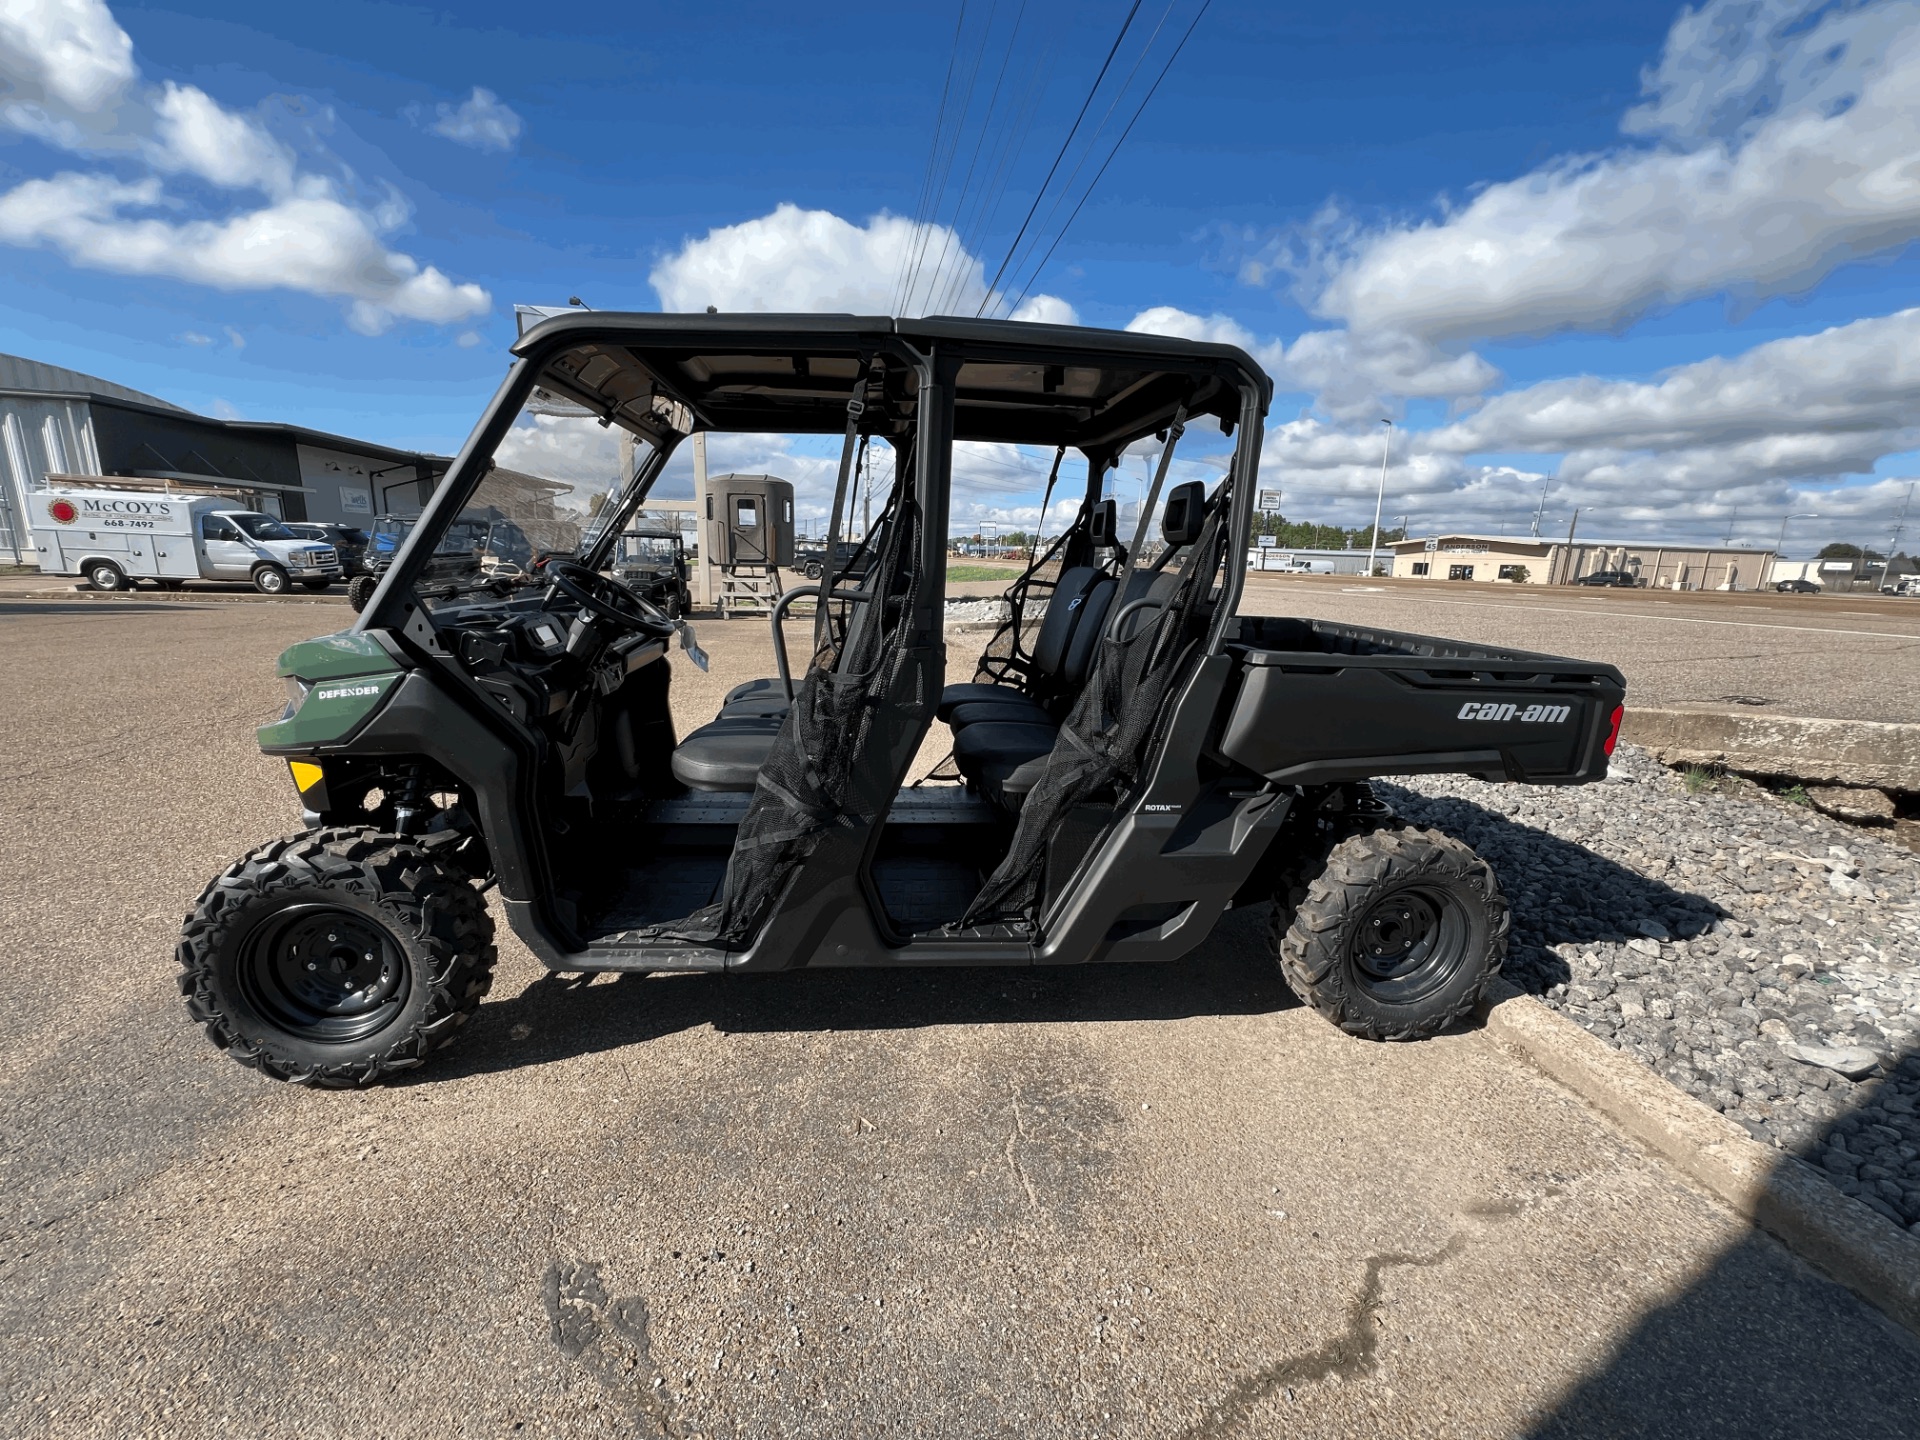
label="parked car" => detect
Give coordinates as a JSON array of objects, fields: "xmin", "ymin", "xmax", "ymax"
[
  {"xmin": 285, "ymin": 522, "xmax": 372, "ymax": 577},
  {"xmin": 1774, "ymin": 578, "xmax": 1822, "ymax": 594},
  {"xmin": 1573, "ymin": 570, "xmax": 1641, "ymax": 587}
]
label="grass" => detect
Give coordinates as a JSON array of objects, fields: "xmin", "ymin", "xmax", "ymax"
[
  {"xmin": 945, "ymin": 565, "xmax": 1016, "ymax": 582},
  {"xmin": 1778, "ymin": 783, "xmax": 1812, "ymax": 808},
  {"xmin": 1683, "ymin": 765, "xmax": 1726, "ymax": 796}
]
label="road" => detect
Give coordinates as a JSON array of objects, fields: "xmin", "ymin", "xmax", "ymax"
[
  {"xmin": 3, "ymin": 596, "xmax": 1917, "ymax": 1438},
  {"xmin": 1238, "ymin": 574, "xmax": 1920, "ymax": 725}
]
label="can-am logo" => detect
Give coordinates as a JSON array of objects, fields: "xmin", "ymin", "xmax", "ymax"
[
  {"xmin": 1458, "ymin": 702, "xmax": 1571, "ymax": 724},
  {"xmin": 48, "ymin": 499, "xmax": 78, "ymax": 524}
]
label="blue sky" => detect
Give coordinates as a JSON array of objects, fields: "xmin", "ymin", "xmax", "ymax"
[{"xmin": 3, "ymin": 0, "xmax": 1919, "ymax": 554}]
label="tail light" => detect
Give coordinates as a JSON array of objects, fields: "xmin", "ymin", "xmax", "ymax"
[{"xmin": 1603, "ymin": 704, "xmax": 1624, "ymax": 757}]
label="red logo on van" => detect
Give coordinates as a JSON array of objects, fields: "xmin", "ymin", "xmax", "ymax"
[{"xmin": 48, "ymin": 499, "xmax": 79, "ymax": 524}]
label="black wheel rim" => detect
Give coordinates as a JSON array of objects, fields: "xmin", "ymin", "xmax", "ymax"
[
  {"xmin": 237, "ymin": 903, "xmax": 410, "ymax": 1043},
  {"xmin": 1347, "ymin": 884, "xmax": 1470, "ymax": 1004}
]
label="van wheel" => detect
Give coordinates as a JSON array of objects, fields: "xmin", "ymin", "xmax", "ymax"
[
  {"xmin": 177, "ymin": 828, "xmax": 497, "ymax": 1087},
  {"xmin": 253, "ymin": 564, "xmax": 290, "ymax": 595},
  {"xmin": 347, "ymin": 574, "xmax": 378, "ymax": 613},
  {"xmin": 1271, "ymin": 827, "xmax": 1507, "ymax": 1041},
  {"xmin": 86, "ymin": 560, "xmax": 128, "ymax": 592}
]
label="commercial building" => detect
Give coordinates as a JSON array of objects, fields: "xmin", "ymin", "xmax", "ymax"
[
  {"xmin": 1245, "ymin": 544, "xmax": 1376, "ymax": 575},
  {"xmin": 0, "ymin": 351, "xmax": 446, "ymax": 562},
  {"xmin": 1386, "ymin": 533, "xmax": 1777, "ymax": 590}
]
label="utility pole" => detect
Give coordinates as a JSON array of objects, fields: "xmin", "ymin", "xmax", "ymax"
[
  {"xmin": 1724, "ymin": 507, "xmax": 1738, "ymax": 546},
  {"xmin": 1530, "ymin": 480, "xmax": 1549, "ymax": 537},
  {"xmin": 1367, "ymin": 419, "xmax": 1392, "ymax": 578},
  {"xmin": 1887, "ymin": 481, "xmax": 1915, "ymax": 587},
  {"xmin": 692, "ymin": 431, "xmax": 712, "ymax": 611}
]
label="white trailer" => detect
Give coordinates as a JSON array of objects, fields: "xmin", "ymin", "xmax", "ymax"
[{"xmin": 28, "ymin": 486, "xmax": 343, "ymax": 594}]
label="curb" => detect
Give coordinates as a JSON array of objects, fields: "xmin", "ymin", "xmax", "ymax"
[
  {"xmin": 1621, "ymin": 706, "xmax": 1920, "ymax": 793},
  {"xmin": 1479, "ymin": 978, "xmax": 1920, "ymax": 1338}
]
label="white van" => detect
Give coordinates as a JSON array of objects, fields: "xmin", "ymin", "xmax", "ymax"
[{"xmin": 28, "ymin": 487, "xmax": 343, "ymax": 594}]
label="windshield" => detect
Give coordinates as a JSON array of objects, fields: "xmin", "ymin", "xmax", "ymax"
[
  {"xmin": 232, "ymin": 513, "xmax": 297, "ymax": 541},
  {"xmin": 408, "ymin": 384, "xmax": 661, "ymax": 607}
]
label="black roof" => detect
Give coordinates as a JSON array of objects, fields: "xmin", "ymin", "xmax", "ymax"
[{"xmin": 510, "ymin": 313, "xmax": 1271, "ymax": 450}]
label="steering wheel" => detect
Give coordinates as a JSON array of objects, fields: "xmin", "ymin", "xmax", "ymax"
[{"xmin": 544, "ymin": 560, "xmax": 678, "ymax": 638}]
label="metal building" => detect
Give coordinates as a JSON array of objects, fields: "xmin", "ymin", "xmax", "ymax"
[
  {"xmin": 1386, "ymin": 533, "xmax": 1778, "ymax": 590},
  {"xmin": 0, "ymin": 351, "xmax": 446, "ymax": 562}
]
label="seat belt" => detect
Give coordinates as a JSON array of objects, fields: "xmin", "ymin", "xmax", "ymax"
[
  {"xmin": 1110, "ymin": 401, "xmax": 1188, "ymax": 633},
  {"xmin": 814, "ymin": 374, "xmax": 870, "ymax": 654},
  {"xmin": 1029, "ymin": 445, "xmax": 1066, "ymax": 564}
]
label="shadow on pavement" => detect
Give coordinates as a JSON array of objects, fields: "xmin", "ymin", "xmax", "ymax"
[
  {"xmin": 1526, "ymin": 1040, "xmax": 1920, "ymax": 1438},
  {"xmin": 413, "ymin": 906, "xmax": 1299, "ymax": 1083}
]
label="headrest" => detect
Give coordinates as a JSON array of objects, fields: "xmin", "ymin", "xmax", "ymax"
[
  {"xmin": 1161, "ymin": 481, "xmax": 1207, "ymax": 546},
  {"xmin": 1089, "ymin": 497, "xmax": 1119, "ymax": 549}
]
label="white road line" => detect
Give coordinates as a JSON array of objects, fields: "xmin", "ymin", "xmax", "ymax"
[{"xmin": 1257, "ymin": 586, "xmax": 1920, "ymax": 642}]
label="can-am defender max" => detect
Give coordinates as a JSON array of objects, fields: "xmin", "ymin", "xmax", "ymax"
[{"xmin": 178, "ymin": 314, "xmax": 1625, "ymax": 1086}]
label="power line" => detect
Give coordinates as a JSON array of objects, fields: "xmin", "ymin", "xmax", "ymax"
[
  {"xmin": 892, "ymin": 3, "xmax": 974, "ymax": 312},
  {"xmin": 994, "ymin": 0, "xmax": 1179, "ymax": 311},
  {"xmin": 975, "ymin": 0, "xmax": 1145, "ymax": 315},
  {"xmin": 900, "ymin": 3, "xmax": 999, "ymax": 312},
  {"xmin": 1001, "ymin": 0, "xmax": 1210, "ymax": 317}
]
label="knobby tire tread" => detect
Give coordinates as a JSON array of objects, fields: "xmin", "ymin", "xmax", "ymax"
[{"xmin": 177, "ymin": 826, "xmax": 497, "ymax": 1087}]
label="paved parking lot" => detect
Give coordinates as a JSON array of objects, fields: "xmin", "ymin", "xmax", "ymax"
[
  {"xmin": 3, "ymin": 595, "xmax": 1918, "ymax": 1438},
  {"xmin": 1239, "ymin": 574, "xmax": 1920, "ymax": 725}
]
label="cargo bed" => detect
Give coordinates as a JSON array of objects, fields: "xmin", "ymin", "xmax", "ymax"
[{"xmin": 1216, "ymin": 616, "xmax": 1626, "ymax": 787}]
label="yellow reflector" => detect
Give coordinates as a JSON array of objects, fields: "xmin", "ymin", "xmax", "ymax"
[{"xmin": 288, "ymin": 760, "xmax": 324, "ymax": 794}]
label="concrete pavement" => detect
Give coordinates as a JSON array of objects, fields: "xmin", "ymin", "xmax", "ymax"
[
  {"xmin": 3, "ymin": 596, "xmax": 1918, "ymax": 1438},
  {"xmin": 1238, "ymin": 573, "xmax": 1920, "ymax": 726}
]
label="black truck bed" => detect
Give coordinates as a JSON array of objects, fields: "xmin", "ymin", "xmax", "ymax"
[{"xmin": 1216, "ymin": 616, "xmax": 1626, "ymax": 787}]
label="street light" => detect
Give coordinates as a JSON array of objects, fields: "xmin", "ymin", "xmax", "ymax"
[
  {"xmin": 1776, "ymin": 512, "xmax": 1819, "ymax": 555},
  {"xmin": 1367, "ymin": 419, "xmax": 1392, "ymax": 579}
]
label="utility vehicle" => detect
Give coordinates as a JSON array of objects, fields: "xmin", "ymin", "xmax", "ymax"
[
  {"xmin": 178, "ymin": 314, "xmax": 1625, "ymax": 1086},
  {"xmin": 614, "ymin": 525, "xmax": 692, "ymax": 617},
  {"xmin": 30, "ymin": 485, "xmax": 341, "ymax": 593}
]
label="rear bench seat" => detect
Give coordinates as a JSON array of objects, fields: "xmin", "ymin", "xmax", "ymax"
[{"xmin": 947, "ymin": 480, "xmax": 1206, "ymax": 812}]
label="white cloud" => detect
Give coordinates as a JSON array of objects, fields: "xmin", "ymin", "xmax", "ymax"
[
  {"xmin": 0, "ymin": 0, "xmax": 489, "ymax": 332},
  {"xmin": 1427, "ymin": 306, "xmax": 1920, "ymax": 458},
  {"xmin": 1125, "ymin": 305, "xmax": 1497, "ymax": 420},
  {"xmin": 148, "ymin": 80, "xmax": 294, "ymax": 195},
  {"xmin": 428, "ymin": 86, "xmax": 521, "ymax": 153},
  {"xmin": 455, "ymin": 328, "xmax": 483, "ymax": 348},
  {"xmin": 1289, "ymin": 0, "xmax": 1920, "ymax": 345},
  {"xmin": 649, "ymin": 202, "xmax": 1073, "ymax": 320},
  {"xmin": 223, "ymin": 324, "xmax": 244, "ymax": 349},
  {"xmin": 0, "ymin": 0, "xmax": 132, "ymax": 113},
  {"xmin": 177, "ymin": 329, "xmax": 211, "ymax": 345},
  {"xmin": 0, "ymin": 172, "xmax": 488, "ymax": 331}
]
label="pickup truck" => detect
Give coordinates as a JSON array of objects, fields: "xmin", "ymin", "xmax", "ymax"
[{"xmin": 176, "ymin": 313, "xmax": 1625, "ymax": 1087}]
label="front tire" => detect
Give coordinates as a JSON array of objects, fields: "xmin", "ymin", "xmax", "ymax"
[
  {"xmin": 86, "ymin": 560, "xmax": 128, "ymax": 591},
  {"xmin": 347, "ymin": 574, "xmax": 378, "ymax": 613},
  {"xmin": 178, "ymin": 828, "xmax": 497, "ymax": 1086},
  {"xmin": 1272, "ymin": 827, "xmax": 1506, "ymax": 1041},
  {"xmin": 253, "ymin": 564, "xmax": 290, "ymax": 595}
]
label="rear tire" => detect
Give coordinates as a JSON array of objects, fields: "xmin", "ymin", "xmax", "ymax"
[
  {"xmin": 1272, "ymin": 827, "xmax": 1506, "ymax": 1041},
  {"xmin": 347, "ymin": 574, "xmax": 378, "ymax": 613},
  {"xmin": 299, "ymin": 578, "xmax": 331, "ymax": 592},
  {"xmin": 253, "ymin": 564, "xmax": 290, "ymax": 595},
  {"xmin": 177, "ymin": 827, "xmax": 497, "ymax": 1086},
  {"xmin": 86, "ymin": 560, "xmax": 128, "ymax": 592}
]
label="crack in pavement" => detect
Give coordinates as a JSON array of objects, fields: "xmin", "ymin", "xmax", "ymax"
[
  {"xmin": 541, "ymin": 1260, "xmax": 679, "ymax": 1437},
  {"xmin": 1177, "ymin": 1184, "xmax": 1569, "ymax": 1438}
]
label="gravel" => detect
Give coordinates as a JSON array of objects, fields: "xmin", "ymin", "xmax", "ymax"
[{"xmin": 1377, "ymin": 743, "xmax": 1920, "ymax": 1235}]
